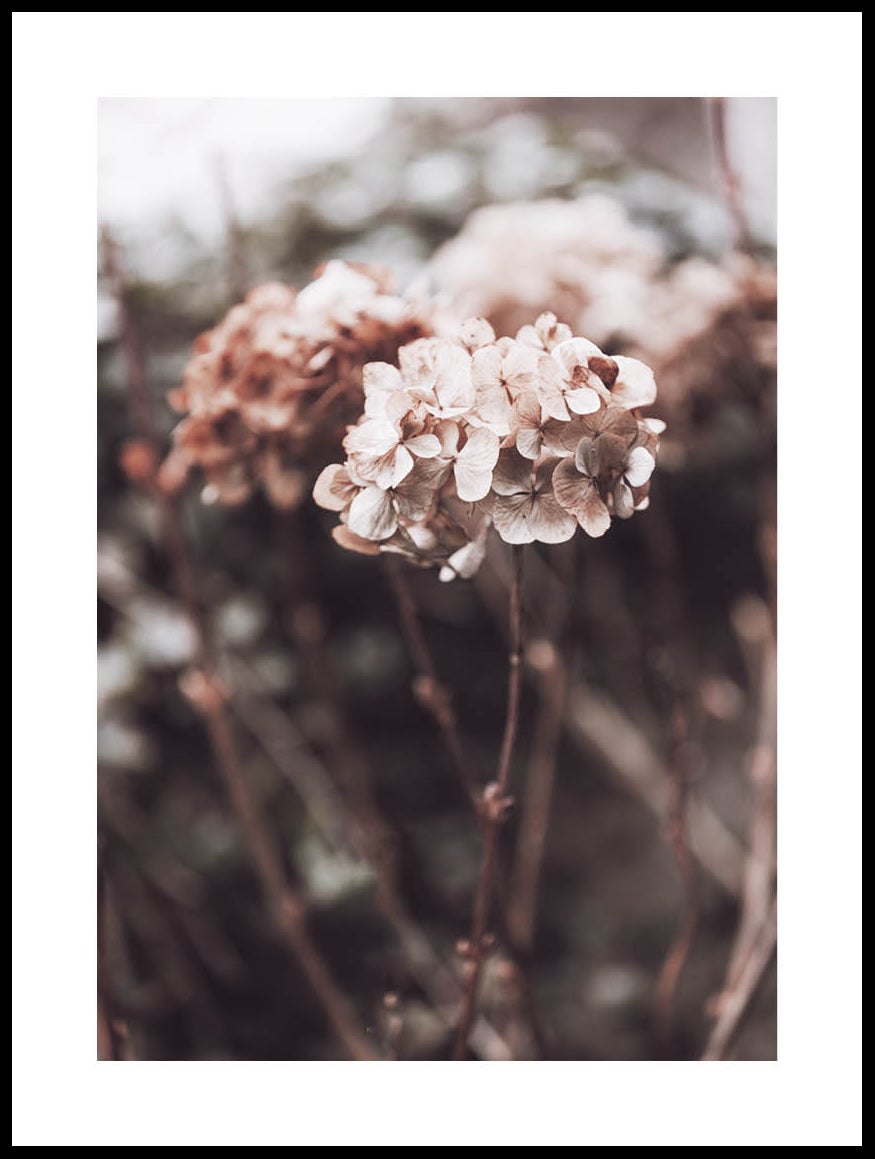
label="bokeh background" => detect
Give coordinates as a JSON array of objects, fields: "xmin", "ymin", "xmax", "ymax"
[{"xmin": 97, "ymin": 97, "xmax": 776, "ymax": 1061}]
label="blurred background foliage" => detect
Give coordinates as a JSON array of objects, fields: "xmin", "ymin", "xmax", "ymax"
[{"xmin": 97, "ymin": 98, "xmax": 776, "ymax": 1061}]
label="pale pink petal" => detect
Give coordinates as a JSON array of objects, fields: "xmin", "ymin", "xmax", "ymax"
[
  {"xmin": 433, "ymin": 344, "xmax": 475, "ymax": 413},
  {"xmin": 313, "ymin": 464, "xmax": 358, "ymax": 512},
  {"xmin": 614, "ymin": 481, "xmax": 635, "ymax": 519},
  {"xmin": 362, "ymin": 361, "xmax": 403, "ymax": 398},
  {"xmin": 471, "ymin": 345, "xmax": 503, "ymax": 390},
  {"xmin": 491, "ymin": 448, "xmax": 534, "ymax": 497},
  {"xmin": 534, "ymin": 312, "xmax": 573, "ymax": 350},
  {"xmin": 640, "ymin": 417, "xmax": 666, "ymax": 435},
  {"xmin": 385, "ymin": 390, "xmax": 419, "ymax": 426},
  {"xmin": 435, "ymin": 418, "xmax": 460, "ymax": 457},
  {"xmin": 459, "ymin": 316, "xmax": 496, "ymax": 350},
  {"xmin": 404, "ymin": 432, "xmax": 442, "ymax": 459},
  {"xmin": 472, "ymin": 387, "xmax": 514, "ymax": 436},
  {"xmin": 390, "ymin": 445, "xmax": 415, "ymax": 488},
  {"xmin": 354, "ymin": 447, "xmax": 406, "ymax": 491},
  {"xmin": 492, "ymin": 494, "xmax": 536, "ymax": 544},
  {"xmin": 344, "ymin": 419, "xmax": 399, "ymax": 457},
  {"xmin": 454, "ymin": 462, "xmax": 493, "ymax": 503},
  {"xmin": 457, "ymin": 427, "xmax": 500, "ymax": 471},
  {"xmin": 332, "ymin": 524, "xmax": 382, "ymax": 556},
  {"xmin": 511, "ymin": 394, "xmax": 546, "ymax": 455},
  {"xmin": 403, "ymin": 524, "xmax": 438, "ymax": 551},
  {"xmin": 439, "ymin": 538, "xmax": 487, "ymax": 582},
  {"xmin": 535, "ymin": 357, "xmax": 570, "ymax": 422},
  {"xmin": 624, "ymin": 446, "xmax": 655, "ymax": 487},
  {"xmin": 347, "ymin": 486, "xmax": 398, "ymax": 540},
  {"xmin": 529, "ymin": 494, "xmax": 577, "ymax": 543},
  {"xmin": 394, "ymin": 478, "xmax": 435, "ymax": 522},
  {"xmin": 501, "ymin": 342, "xmax": 541, "ymax": 390},
  {"xmin": 611, "ymin": 356, "xmax": 657, "ymax": 408},
  {"xmin": 515, "ymin": 427, "xmax": 543, "ymax": 461},
  {"xmin": 515, "ymin": 324, "xmax": 543, "ymax": 350},
  {"xmin": 574, "ymin": 437, "xmax": 599, "ymax": 478},
  {"xmin": 565, "ymin": 386, "xmax": 602, "ymax": 416},
  {"xmin": 512, "ymin": 390, "xmax": 542, "ymax": 430}
]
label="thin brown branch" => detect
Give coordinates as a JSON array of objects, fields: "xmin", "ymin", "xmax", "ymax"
[
  {"xmin": 654, "ymin": 702, "xmax": 701, "ymax": 1045},
  {"xmin": 100, "ymin": 226, "xmax": 377, "ymax": 1061},
  {"xmin": 708, "ymin": 97, "xmax": 753, "ymax": 252},
  {"xmin": 704, "ymin": 596, "xmax": 777, "ymax": 1060},
  {"xmin": 453, "ymin": 544, "xmax": 525, "ymax": 1060},
  {"xmin": 640, "ymin": 493, "xmax": 702, "ymax": 1049},
  {"xmin": 508, "ymin": 541, "xmax": 574, "ymax": 955},
  {"xmin": 385, "ymin": 557, "xmax": 479, "ymax": 806},
  {"xmin": 702, "ymin": 900, "xmax": 777, "ymax": 1061}
]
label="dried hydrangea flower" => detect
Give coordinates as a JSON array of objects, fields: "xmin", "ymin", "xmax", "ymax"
[
  {"xmin": 164, "ymin": 261, "xmax": 432, "ymax": 508},
  {"xmin": 433, "ymin": 196, "xmax": 775, "ymax": 431},
  {"xmin": 313, "ymin": 312, "xmax": 663, "ymax": 579}
]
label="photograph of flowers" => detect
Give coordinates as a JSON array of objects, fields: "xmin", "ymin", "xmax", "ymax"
[{"xmin": 96, "ymin": 95, "xmax": 777, "ymax": 1065}]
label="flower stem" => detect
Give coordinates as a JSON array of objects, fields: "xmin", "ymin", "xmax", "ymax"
[
  {"xmin": 385, "ymin": 557, "xmax": 479, "ymax": 806},
  {"xmin": 453, "ymin": 544, "xmax": 525, "ymax": 1059}
]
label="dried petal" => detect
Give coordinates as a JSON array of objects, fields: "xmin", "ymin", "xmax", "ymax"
[{"xmin": 347, "ymin": 486, "xmax": 398, "ymax": 540}]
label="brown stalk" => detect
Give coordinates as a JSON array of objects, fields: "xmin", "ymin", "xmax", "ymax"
[
  {"xmin": 642, "ymin": 493, "xmax": 701, "ymax": 1048},
  {"xmin": 100, "ymin": 227, "xmax": 377, "ymax": 1061},
  {"xmin": 703, "ymin": 597, "xmax": 777, "ymax": 1060},
  {"xmin": 653, "ymin": 702, "xmax": 700, "ymax": 1044},
  {"xmin": 508, "ymin": 542, "xmax": 573, "ymax": 955},
  {"xmin": 702, "ymin": 900, "xmax": 777, "ymax": 1061},
  {"xmin": 384, "ymin": 556, "xmax": 478, "ymax": 805},
  {"xmin": 453, "ymin": 544, "xmax": 525, "ymax": 1059}
]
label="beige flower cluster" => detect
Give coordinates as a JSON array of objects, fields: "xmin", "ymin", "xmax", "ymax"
[
  {"xmin": 313, "ymin": 313, "xmax": 663, "ymax": 579},
  {"xmin": 164, "ymin": 261, "xmax": 431, "ymax": 508}
]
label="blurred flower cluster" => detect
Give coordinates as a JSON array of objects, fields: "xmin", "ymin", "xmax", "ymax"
[
  {"xmin": 163, "ymin": 261, "xmax": 432, "ymax": 508},
  {"xmin": 431, "ymin": 195, "xmax": 776, "ymax": 429},
  {"xmin": 313, "ymin": 313, "xmax": 662, "ymax": 577}
]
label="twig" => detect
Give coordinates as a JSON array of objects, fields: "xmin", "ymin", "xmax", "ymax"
[
  {"xmin": 703, "ymin": 596, "xmax": 777, "ymax": 1059},
  {"xmin": 453, "ymin": 545, "xmax": 525, "ymax": 1059},
  {"xmin": 384, "ymin": 557, "xmax": 479, "ymax": 806},
  {"xmin": 654, "ymin": 702, "xmax": 700, "ymax": 1045},
  {"xmin": 702, "ymin": 900, "xmax": 777, "ymax": 1061},
  {"xmin": 508, "ymin": 542, "xmax": 573, "ymax": 954},
  {"xmin": 708, "ymin": 97, "xmax": 752, "ymax": 252},
  {"xmin": 100, "ymin": 227, "xmax": 377, "ymax": 1061},
  {"xmin": 640, "ymin": 491, "xmax": 702, "ymax": 1048}
]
